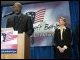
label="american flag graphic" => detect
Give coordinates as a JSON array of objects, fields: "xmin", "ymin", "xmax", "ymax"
[{"xmin": 34, "ymin": 9, "xmax": 46, "ymax": 23}]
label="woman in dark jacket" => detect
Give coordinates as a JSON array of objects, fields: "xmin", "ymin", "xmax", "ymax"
[{"xmin": 54, "ymin": 17, "xmax": 72, "ymax": 59}]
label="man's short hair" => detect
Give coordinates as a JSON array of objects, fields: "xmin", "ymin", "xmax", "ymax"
[{"xmin": 13, "ymin": 2, "xmax": 22, "ymax": 9}]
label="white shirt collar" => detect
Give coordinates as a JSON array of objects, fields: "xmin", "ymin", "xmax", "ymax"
[{"xmin": 58, "ymin": 26, "xmax": 66, "ymax": 29}]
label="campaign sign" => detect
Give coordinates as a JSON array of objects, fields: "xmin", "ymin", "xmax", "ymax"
[{"xmin": 1, "ymin": 28, "xmax": 18, "ymax": 54}]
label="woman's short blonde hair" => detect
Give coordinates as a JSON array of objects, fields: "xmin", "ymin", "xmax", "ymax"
[{"xmin": 59, "ymin": 16, "xmax": 67, "ymax": 26}]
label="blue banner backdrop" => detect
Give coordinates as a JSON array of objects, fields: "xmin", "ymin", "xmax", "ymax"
[{"xmin": 1, "ymin": 1, "xmax": 70, "ymax": 47}]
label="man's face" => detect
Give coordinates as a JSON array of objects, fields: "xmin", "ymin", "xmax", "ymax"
[{"xmin": 13, "ymin": 4, "xmax": 21, "ymax": 14}]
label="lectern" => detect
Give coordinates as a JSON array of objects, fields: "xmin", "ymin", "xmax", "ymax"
[{"xmin": 1, "ymin": 32, "xmax": 30, "ymax": 59}]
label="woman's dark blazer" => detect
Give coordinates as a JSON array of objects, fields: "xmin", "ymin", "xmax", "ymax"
[{"xmin": 54, "ymin": 27, "xmax": 72, "ymax": 48}]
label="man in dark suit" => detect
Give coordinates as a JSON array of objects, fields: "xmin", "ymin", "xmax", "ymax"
[{"xmin": 6, "ymin": 2, "xmax": 34, "ymax": 37}]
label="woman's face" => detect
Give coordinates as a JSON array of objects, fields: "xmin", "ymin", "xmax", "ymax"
[{"xmin": 58, "ymin": 18, "xmax": 65, "ymax": 26}]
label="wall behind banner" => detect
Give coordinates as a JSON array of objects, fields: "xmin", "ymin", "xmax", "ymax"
[{"xmin": 1, "ymin": 1, "xmax": 79, "ymax": 59}]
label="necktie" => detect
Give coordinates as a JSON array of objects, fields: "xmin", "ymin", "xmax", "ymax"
[{"xmin": 14, "ymin": 15, "xmax": 19, "ymax": 30}]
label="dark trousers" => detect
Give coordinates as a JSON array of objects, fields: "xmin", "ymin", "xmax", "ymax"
[{"xmin": 55, "ymin": 47, "xmax": 71, "ymax": 59}]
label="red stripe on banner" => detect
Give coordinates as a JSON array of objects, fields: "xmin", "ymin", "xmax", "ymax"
[
  {"xmin": 35, "ymin": 15, "xmax": 45, "ymax": 18},
  {"xmin": 36, "ymin": 12, "xmax": 45, "ymax": 15},
  {"xmin": 36, "ymin": 9, "xmax": 46, "ymax": 13},
  {"xmin": 35, "ymin": 17, "xmax": 44, "ymax": 20},
  {"xmin": 34, "ymin": 20, "xmax": 43, "ymax": 23}
]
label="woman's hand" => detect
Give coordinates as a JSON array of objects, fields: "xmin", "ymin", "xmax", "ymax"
[
  {"xmin": 57, "ymin": 46, "xmax": 65, "ymax": 53},
  {"xmin": 59, "ymin": 48, "xmax": 65, "ymax": 53}
]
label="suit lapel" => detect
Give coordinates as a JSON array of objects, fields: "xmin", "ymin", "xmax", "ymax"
[
  {"xmin": 18, "ymin": 14, "xmax": 23, "ymax": 27},
  {"xmin": 57, "ymin": 28, "xmax": 66, "ymax": 40},
  {"xmin": 57, "ymin": 29, "xmax": 61, "ymax": 39},
  {"xmin": 62, "ymin": 29, "xmax": 67, "ymax": 39}
]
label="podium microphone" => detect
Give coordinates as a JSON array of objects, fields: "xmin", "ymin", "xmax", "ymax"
[{"xmin": 3, "ymin": 12, "xmax": 14, "ymax": 18}]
